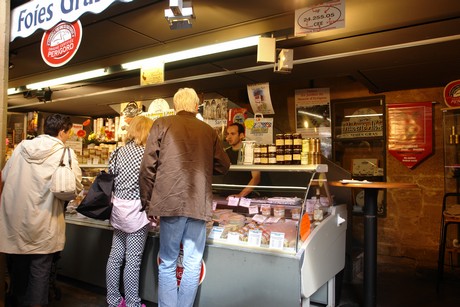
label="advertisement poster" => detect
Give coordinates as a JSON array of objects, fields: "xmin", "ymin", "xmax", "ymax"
[
  {"xmin": 228, "ymin": 108, "xmax": 247, "ymax": 126},
  {"xmin": 387, "ymin": 102, "xmax": 433, "ymax": 169},
  {"xmin": 336, "ymin": 107, "xmax": 383, "ymax": 139},
  {"xmin": 295, "ymin": 88, "xmax": 331, "ymax": 137},
  {"xmin": 247, "ymin": 83, "xmax": 275, "ymax": 115},
  {"xmin": 294, "ymin": 0, "xmax": 345, "ymax": 36}
]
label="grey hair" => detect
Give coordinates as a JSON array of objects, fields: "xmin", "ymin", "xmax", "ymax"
[{"xmin": 173, "ymin": 88, "xmax": 199, "ymax": 113}]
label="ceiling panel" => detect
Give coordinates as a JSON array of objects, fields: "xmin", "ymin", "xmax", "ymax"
[{"xmin": 7, "ymin": 0, "xmax": 460, "ymax": 116}]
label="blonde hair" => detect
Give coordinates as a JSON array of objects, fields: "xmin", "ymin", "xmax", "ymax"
[
  {"xmin": 126, "ymin": 116, "xmax": 154, "ymax": 146},
  {"xmin": 173, "ymin": 88, "xmax": 199, "ymax": 113}
]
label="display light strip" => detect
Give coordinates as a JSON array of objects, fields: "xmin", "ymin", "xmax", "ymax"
[
  {"xmin": 121, "ymin": 35, "xmax": 260, "ymax": 70},
  {"xmin": 8, "ymin": 35, "xmax": 260, "ymax": 94}
]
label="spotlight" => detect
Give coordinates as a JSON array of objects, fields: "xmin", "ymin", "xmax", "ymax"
[
  {"xmin": 9, "ymin": 62, "xmax": 14, "ymax": 69},
  {"xmin": 165, "ymin": 0, "xmax": 194, "ymax": 30},
  {"xmin": 24, "ymin": 88, "xmax": 53, "ymax": 102},
  {"xmin": 274, "ymin": 49, "xmax": 294, "ymax": 73}
]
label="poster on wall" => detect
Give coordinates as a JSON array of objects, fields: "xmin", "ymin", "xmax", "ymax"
[
  {"xmin": 387, "ymin": 102, "xmax": 433, "ymax": 169},
  {"xmin": 247, "ymin": 83, "xmax": 275, "ymax": 115},
  {"xmin": 203, "ymin": 98, "xmax": 228, "ymax": 141},
  {"xmin": 295, "ymin": 88, "xmax": 331, "ymax": 137}
]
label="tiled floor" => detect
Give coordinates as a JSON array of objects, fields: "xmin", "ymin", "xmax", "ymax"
[{"xmin": 16, "ymin": 257, "xmax": 460, "ymax": 306}]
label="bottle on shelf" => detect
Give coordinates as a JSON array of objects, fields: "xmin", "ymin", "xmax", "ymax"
[{"xmin": 313, "ymin": 188, "xmax": 324, "ymax": 226}]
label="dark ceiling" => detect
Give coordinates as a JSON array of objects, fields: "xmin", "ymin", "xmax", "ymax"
[{"xmin": 7, "ymin": 0, "xmax": 460, "ymax": 117}]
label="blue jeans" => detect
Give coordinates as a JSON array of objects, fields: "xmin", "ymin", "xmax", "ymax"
[{"xmin": 158, "ymin": 216, "xmax": 206, "ymax": 307}]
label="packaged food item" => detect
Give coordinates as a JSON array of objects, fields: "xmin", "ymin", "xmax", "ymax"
[
  {"xmin": 291, "ymin": 208, "xmax": 300, "ymax": 220},
  {"xmin": 273, "ymin": 205, "xmax": 285, "ymax": 218},
  {"xmin": 260, "ymin": 204, "xmax": 271, "ymax": 216}
]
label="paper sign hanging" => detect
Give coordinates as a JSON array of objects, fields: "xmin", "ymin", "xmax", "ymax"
[
  {"xmin": 141, "ymin": 62, "xmax": 165, "ymax": 85},
  {"xmin": 294, "ymin": 0, "xmax": 345, "ymax": 36},
  {"xmin": 247, "ymin": 83, "xmax": 275, "ymax": 115}
]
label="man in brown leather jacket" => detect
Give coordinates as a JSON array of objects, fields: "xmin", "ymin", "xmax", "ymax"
[{"xmin": 140, "ymin": 88, "xmax": 230, "ymax": 307}]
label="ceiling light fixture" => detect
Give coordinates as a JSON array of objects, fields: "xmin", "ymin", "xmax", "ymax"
[
  {"xmin": 26, "ymin": 68, "xmax": 106, "ymax": 90},
  {"xmin": 121, "ymin": 35, "xmax": 260, "ymax": 71},
  {"xmin": 165, "ymin": 0, "xmax": 194, "ymax": 30}
]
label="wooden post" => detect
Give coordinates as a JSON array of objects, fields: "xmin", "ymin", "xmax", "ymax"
[{"xmin": 0, "ymin": 1, "xmax": 11, "ymax": 306}]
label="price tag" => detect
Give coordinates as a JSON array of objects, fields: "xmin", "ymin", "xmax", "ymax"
[
  {"xmin": 227, "ymin": 232, "xmax": 240, "ymax": 243},
  {"xmin": 252, "ymin": 214, "xmax": 267, "ymax": 224},
  {"xmin": 239, "ymin": 197, "xmax": 251, "ymax": 208},
  {"xmin": 208, "ymin": 226, "xmax": 224, "ymax": 240},
  {"xmin": 248, "ymin": 204, "xmax": 259, "ymax": 215},
  {"xmin": 269, "ymin": 232, "xmax": 285, "ymax": 250},
  {"xmin": 227, "ymin": 197, "xmax": 239, "ymax": 207},
  {"xmin": 248, "ymin": 229, "xmax": 262, "ymax": 247},
  {"xmin": 265, "ymin": 216, "xmax": 281, "ymax": 224}
]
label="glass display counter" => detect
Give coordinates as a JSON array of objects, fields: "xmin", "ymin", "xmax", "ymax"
[{"xmin": 60, "ymin": 163, "xmax": 348, "ymax": 306}]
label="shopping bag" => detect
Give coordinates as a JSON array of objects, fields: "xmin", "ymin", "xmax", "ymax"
[
  {"xmin": 245, "ymin": 113, "xmax": 274, "ymax": 144},
  {"xmin": 76, "ymin": 148, "xmax": 119, "ymax": 220},
  {"xmin": 76, "ymin": 171, "xmax": 115, "ymax": 220},
  {"xmin": 50, "ymin": 147, "xmax": 78, "ymax": 201}
]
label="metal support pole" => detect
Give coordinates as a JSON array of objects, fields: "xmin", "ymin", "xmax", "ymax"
[{"xmin": 363, "ymin": 188, "xmax": 378, "ymax": 307}]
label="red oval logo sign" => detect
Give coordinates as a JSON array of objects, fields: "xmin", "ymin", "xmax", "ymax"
[
  {"xmin": 41, "ymin": 20, "xmax": 82, "ymax": 67},
  {"xmin": 444, "ymin": 80, "xmax": 460, "ymax": 108}
]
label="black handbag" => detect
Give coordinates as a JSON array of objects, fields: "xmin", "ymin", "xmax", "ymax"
[{"xmin": 76, "ymin": 149, "xmax": 119, "ymax": 220}]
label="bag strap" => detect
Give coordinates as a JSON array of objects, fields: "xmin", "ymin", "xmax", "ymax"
[
  {"xmin": 66, "ymin": 147, "xmax": 72, "ymax": 168},
  {"xmin": 109, "ymin": 147, "xmax": 120, "ymax": 175},
  {"xmin": 58, "ymin": 147, "xmax": 72, "ymax": 168}
]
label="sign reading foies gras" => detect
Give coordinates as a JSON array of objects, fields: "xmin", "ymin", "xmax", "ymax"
[{"xmin": 11, "ymin": 0, "xmax": 133, "ymax": 41}]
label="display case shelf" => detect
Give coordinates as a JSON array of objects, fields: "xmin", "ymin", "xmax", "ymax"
[{"xmin": 442, "ymin": 108, "xmax": 460, "ymax": 193}]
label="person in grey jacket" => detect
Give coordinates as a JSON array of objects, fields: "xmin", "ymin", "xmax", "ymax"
[
  {"xmin": 140, "ymin": 88, "xmax": 230, "ymax": 307},
  {"xmin": 0, "ymin": 113, "xmax": 83, "ymax": 307}
]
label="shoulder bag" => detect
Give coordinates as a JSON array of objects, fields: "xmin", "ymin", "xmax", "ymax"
[
  {"xmin": 76, "ymin": 148, "xmax": 119, "ymax": 220},
  {"xmin": 50, "ymin": 147, "xmax": 78, "ymax": 201}
]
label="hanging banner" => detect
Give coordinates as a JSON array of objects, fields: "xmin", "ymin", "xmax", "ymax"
[
  {"xmin": 294, "ymin": 0, "xmax": 345, "ymax": 36},
  {"xmin": 247, "ymin": 83, "xmax": 275, "ymax": 115},
  {"xmin": 387, "ymin": 102, "xmax": 433, "ymax": 169},
  {"xmin": 11, "ymin": 0, "xmax": 133, "ymax": 42}
]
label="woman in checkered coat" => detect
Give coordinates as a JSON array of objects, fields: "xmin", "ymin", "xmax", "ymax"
[{"xmin": 106, "ymin": 115, "xmax": 154, "ymax": 307}]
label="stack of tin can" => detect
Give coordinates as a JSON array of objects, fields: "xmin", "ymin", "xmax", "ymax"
[
  {"xmin": 301, "ymin": 137, "xmax": 321, "ymax": 165},
  {"xmin": 255, "ymin": 134, "xmax": 322, "ymax": 165}
]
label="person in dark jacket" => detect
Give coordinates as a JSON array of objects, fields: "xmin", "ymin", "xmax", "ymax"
[{"xmin": 140, "ymin": 88, "xmax": 230, "ymax": 307}]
